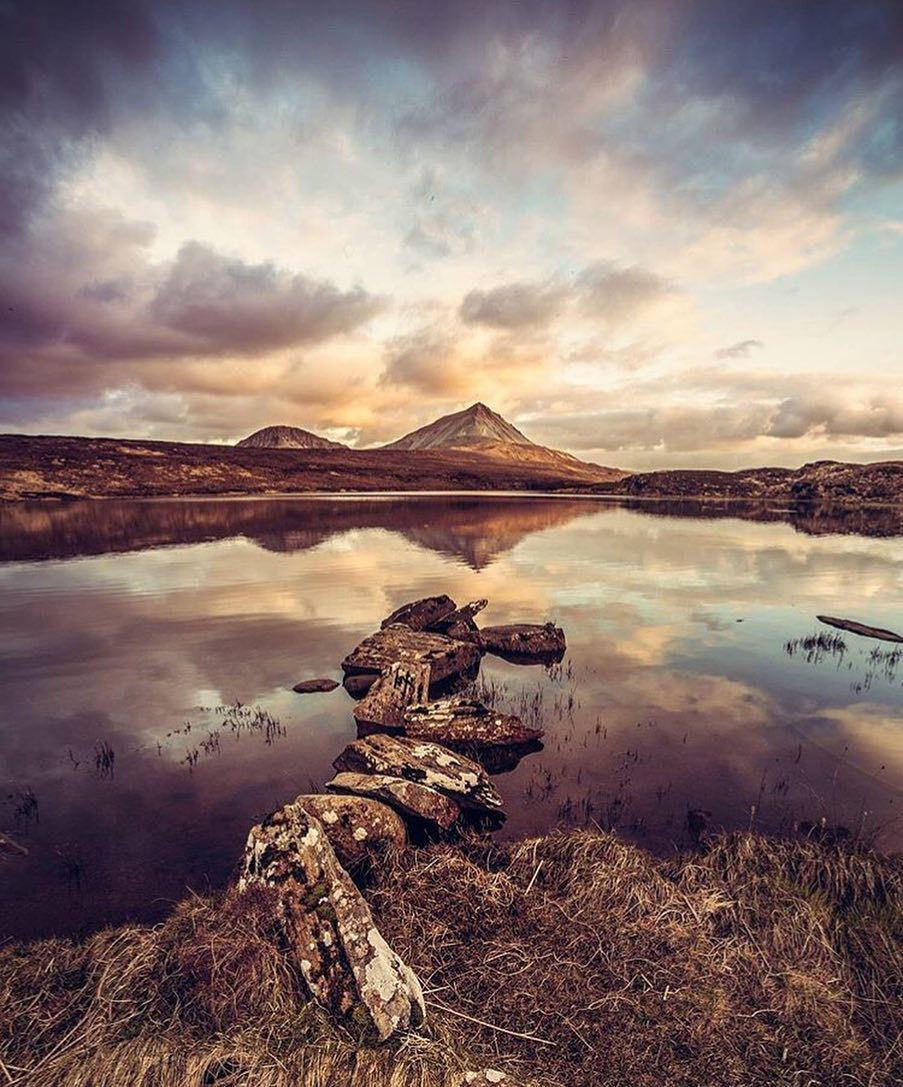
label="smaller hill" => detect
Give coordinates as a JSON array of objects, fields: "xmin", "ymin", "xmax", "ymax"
[{"xmin": 236, "ymin": 426, "xmax": 346, "ymax": 450}]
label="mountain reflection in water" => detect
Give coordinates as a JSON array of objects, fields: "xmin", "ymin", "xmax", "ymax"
[{"xmin": 0, "ymin": 494, "xmax": 900, "ymax": 941}]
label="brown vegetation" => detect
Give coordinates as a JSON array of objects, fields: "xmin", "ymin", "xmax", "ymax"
[
  {"xmin": 1, "ymin": 828, "xmax": 900, "ymax": 1086},
  {"xmin": 0, "ymin": 433, "xmax": 621, "ymax": 503}
]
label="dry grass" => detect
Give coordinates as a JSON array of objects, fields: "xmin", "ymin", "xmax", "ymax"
[{"xmin": 1, "ymin": 829, "xmax": 900, "ymax": 1086}]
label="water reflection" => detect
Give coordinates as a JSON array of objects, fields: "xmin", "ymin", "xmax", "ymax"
[{"xmin": 0, "ymin": 495, "xmax": 900, "ymax": 941}]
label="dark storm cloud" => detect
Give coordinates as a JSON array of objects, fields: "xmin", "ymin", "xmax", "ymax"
[
  {"xmin": 0, "ymin": 0, "xmax": 162, "ymax": 234},
  {"xmin": 460, "ymin": 282, "xmax": 567, "ymax": 330},
  {"xmin": 667, "ymin": 1, "xmax": 903, "ymax": 158},
  {"xmin": 715, "ymin": 340, "xmax": 764, "ymax": 360}
]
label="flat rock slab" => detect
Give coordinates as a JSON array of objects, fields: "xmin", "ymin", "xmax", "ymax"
[
  {"xmin": 326, "ymin": 771, "xmax": 461, "ymax": 830},
  {"xmin": 381, "ymin": 594, "xmax": 456, "ymax": 631},
  {"xmin": 399, "ymin": 699, "xmax": 543, "ymax": 747},
  {"xmin": 292, "ymin": 793, "xmax": 406, "ymax": 869},
  {"xmin": 353, "ymin": 660, "xmax": 430, "ymax": 731},
  {"xmin": 292, "ymin": 677, "xmax": 340, "ymax": 693},
  {"xmin": 478, "ymin": 622, "xmax": 566, "ymax": 663},
  {"xmin": 342, "ymin": 624, "xmax": 482, "ymax": 688},
  {"xmin": 817, "ymin": 615, "xmax": 903, "ymax": 643},
  {"xmin": 333, "ymin": 733, "xmax": 503, "ymax": 816},
  {"xmin": 240, "ymin": 804, "xmax": 424, "ymax": 1042}
]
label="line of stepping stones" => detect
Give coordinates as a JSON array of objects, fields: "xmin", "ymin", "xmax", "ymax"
[{"xmin": 238, "ymin": 593, "xmax": 564, "ymax": 1065}]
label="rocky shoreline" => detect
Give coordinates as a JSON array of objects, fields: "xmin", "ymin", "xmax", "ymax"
[{"xmin": 241, "ymin": 592, "xmax": 564, "ymax": 1046}]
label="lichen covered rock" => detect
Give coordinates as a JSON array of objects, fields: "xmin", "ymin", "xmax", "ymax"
[
  {"xmin": 239, "ymin": 804, "xmax": 424, "ymax": 1041},
  {"xmin": 291, "ymin": 794, "xmax": 406, "ymax": 869},
  {"xmin": 333, "ymin": 733, "xmax": 503, "ymax": 816},
  {"xmin": 342, "ymin": 624, "xmax": 481, "ymax": 688},
  {"xmin": 326, "ymin": 770, "xmax": 461, "ymax": 830},
  {"xmin": 399, "ymin": 698, "xmax": 542, "ymax": 747},
  {"xmin": 353, "ymin": 660, "xmax": 430, "ymax": 731}
]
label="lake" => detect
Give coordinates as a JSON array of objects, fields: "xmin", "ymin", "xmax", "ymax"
[{"xmin": 1, "ymin": 494, "xmax": 900, "ymax": 941}]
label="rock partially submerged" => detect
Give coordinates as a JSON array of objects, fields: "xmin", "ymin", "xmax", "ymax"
[
  {"xmin": 399, "ymin": 698, "xmax": 542, "ymax": 747},
  {"xmin": 240, "ymin": 803, "xmax": 424, "ymax": 1041},
  {"xmin": 333, "ymin": 733, "xmax": 503, "ymax": 816},
  {"xmin": 817, "ymin": 615, "xmax": 903, "ymax": 643},
  {"xmin": 342, "ymin": 624, "xmax": 481, "ymax": 688},
  {"xmin": 353, "ymin": 661, "xmax": 430, "ymax": 731},
  {"xmin": 343, "ymin": 673, "xmax": 377, "ymax": 699},
  {"xmin": 291, "ymin": 793, "xmax": 406, "ymax": 869},
  {"xmin": 429, "ymin": 598, "xmax": 488, "ymax": 634},
  {"xmin": 478, "ymin": 622, "xmax": 566, "ymax": 663},
  {"xmin": 292, "ymin": 677, "xmax": 340, "ymax": 693},
  {"xmin": 326, "ymin": 770, "xmax": 461, "ymax": 830},
  {"xmin": 381, "ymin": 594, "xmax": 456, "ymax": 631}
]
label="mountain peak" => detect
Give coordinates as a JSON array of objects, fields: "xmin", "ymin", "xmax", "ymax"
[{"xmin": 382, "ymin": 403, "xmax": 534, "ymax": 452}]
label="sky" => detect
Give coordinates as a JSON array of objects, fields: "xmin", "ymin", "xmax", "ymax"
[{"xmin": 1, "ymin": 0, "xmax": 902, "ymax": 470}]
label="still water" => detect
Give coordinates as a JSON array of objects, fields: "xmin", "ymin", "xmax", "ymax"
[{"xmin": 1, "ymin": 495, "xmax": 901, "ymax": 940}]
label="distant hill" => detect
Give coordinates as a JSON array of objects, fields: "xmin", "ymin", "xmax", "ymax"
[
  {"xmin": 585, "ymin": 459, "xmax": 903, "ymax": 506},
  {"xmin": 383, "ymin": 402, "xmax": 625, "ymax": 483},
  {"xmin": 236, "ymin": 425, "xmax": 345, "ymax": 450}
]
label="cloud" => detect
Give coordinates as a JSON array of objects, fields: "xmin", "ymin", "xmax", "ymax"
[
  {"xmin": 460, "ymin": 281, "xmax": 567, "ymax": 330},
  {"xmin": 0, "ymin": 220, "xmax": 383, "ymax": 388},
  {"xmin": 380, "ymin": 327, "xmax": 465, "ymax": 396},
  {"xmin": 577, "ymin": 261, "xmax": 678, "ymax": 324},
  {"xmin": 769, "ymin": 397, "xmax": 903, "ymax": 440},
  {"xmin": 150, "ymin": 242, "xmax": 384, "ymax": 354},
  {"xmin": 715, "ymin": 339, "xmax": 764, "ymax": 359}
]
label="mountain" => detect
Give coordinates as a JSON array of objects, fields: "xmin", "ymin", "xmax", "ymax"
[
  {"xmin": 236, "ymin": 425, "xmax": 346, "ymax": 450},
  {"xmin": 383, "ymin": 402, "xmax": 533, "ymax": 451},
  {"xmin": 382, "ymin": 402, "xmax": 625, "ymax": 482}
]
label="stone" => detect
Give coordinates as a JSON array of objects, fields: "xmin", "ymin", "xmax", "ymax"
[
  {"xmin": 478, "ymin": 622, "xmax": 566, "ymax": 663},
  {"xmin": 443, "ymin": 620, "xmax": 484, "ymax": 643},
  {"xmin": 343, "ymin": 673, "xmax": 377, "ymax": 699},
  {"xmin": 291, "ymin": 794, "xmax": 406, "ymax": 869},
  {"xmin": 381, "ymin": 594, "xmax": 457, "ymax": 631},
  {"xmin": 428, "ymin": 598, "xmax": 488, "ymax": 633},
  {"xmin": 333, "ymin": 733, "xmax": 503, "ymax": 816},
  {"xmin": 326, "ymin": 771, "xmax": 461, "ymax": 830},
  {"xmin": 399, "ymin": 698, "xmax": 543, "ymax": 747},
  {"xmin": 353, "ymin": 660, "xmax": 431, "ymax": 731},
  {"xmin": 342, "ymin": 624, "xmax": 482, "ymax": 689},
  {"xmin": 460, "ymin": 1072, "xmax": 509, "ymax": 1086},
  {"xmin": 239, "ymin": 804, "xmax": 425, "ymax": 1042},
  {"xmin": 292, "ymin": 677, "xmax": 340, "ymax": 693}
]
